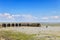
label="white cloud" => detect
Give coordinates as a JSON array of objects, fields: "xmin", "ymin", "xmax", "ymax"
[
  {"xmin": 41, "ymin": 16, "xmax": 60, "ymax": 20},
  {"xmin": 51, "ymin": 16, "xmax": 60, "ymax": 19},
  {"xmin": 41, "ymin": 17, "xmax": 49, "ymax": 19},
  {"xmin": 21, "ymin": 14, "xmax": 38, "ymax": 20},
  {"xmin": 0, "ymin": 14, "xmax": 2, "ymax": 16},
  {"xmin": 0, "ymin": 13, "xmax": 60, "ymax": 22},
  {"xmin": 3, "ymin": 13, "xmax": 10, "ymax": 16},
  {"xmin": 12, "ymin": 15, "xmax": 20, "ymax": 17},
  {"xmin": 3, "ymin": 13, "xmax": 14, "ymax": 19},
  {"xmin": 0, "ymin": 13, "xmax": 14, "ymax": 20},
  {"xmin": 0, "ymin": 13, "xmax": 38, "ymax": 22}
]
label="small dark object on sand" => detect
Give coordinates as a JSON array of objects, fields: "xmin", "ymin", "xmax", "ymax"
[{"xmin": 46, "ymin": 26, "xmax": 48, "ymax": 28}]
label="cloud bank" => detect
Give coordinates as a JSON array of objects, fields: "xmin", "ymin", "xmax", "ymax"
[
  {"xmin": 0, "ymin": 13, "xmax": 60, "ymax": 22},
  {"xmin": 0, "ymin": 13, "xmax": 38, "ymax": 22}
]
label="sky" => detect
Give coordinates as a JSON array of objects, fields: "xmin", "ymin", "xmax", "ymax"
[{"xmin": 0, "ymin": 0, "xmax": 60, "ymax": 22}]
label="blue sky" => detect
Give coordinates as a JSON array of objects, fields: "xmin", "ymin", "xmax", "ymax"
[{"xmin": 0, "ymin": 0, "xmax": 60, "ymax": 22}]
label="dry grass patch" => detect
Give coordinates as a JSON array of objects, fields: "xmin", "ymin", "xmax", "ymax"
[{"xmin": 0, "ymin": 30, "xmax": 36, "ymax": 40}]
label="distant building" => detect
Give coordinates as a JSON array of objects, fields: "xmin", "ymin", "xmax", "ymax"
[{"xmin": 0, "ymin": 22, "xmax": 41, "ymax": 27}]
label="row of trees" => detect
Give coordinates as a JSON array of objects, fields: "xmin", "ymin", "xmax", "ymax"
[{"xmin": 1, "ymin": 23, "xmax": 41, "ymax": 27}]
